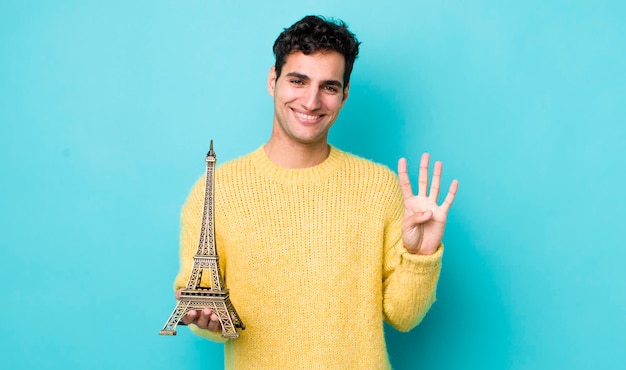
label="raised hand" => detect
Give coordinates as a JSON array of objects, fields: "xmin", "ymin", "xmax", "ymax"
[{"xmin": 398, "ymin": 153, "xmax": 458, "ymax": 255}]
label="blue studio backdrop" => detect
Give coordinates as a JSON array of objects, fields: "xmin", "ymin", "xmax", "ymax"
[{"xmin": 1, "ymin": 1, "xmax": 625, "ymax": 369}]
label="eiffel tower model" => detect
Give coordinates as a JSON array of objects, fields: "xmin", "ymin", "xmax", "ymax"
[{"xmin": 159, "ymin": 140, "xmax": 245, "ymax": 338}]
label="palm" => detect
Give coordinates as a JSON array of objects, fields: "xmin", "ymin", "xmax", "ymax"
[{"xmin": 398, "ymin": 154, "xmax": 458, "ymax": 255}]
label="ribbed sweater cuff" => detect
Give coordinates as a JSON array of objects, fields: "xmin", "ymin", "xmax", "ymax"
[{"xmin": 399, "ymin": 243, "xmax": 444, "ymax": 274}]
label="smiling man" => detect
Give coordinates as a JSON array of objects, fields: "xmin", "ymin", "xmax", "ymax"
[
  {"xmin": 173, "ymin": 15, "xmax": 458, "ymax": 369},
  {"xmin": 265, "ymin": 50, "xmax": 347, "ymax": 168}
]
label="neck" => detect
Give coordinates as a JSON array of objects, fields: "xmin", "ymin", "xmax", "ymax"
[{"xmin": 264, "ymin": 137, "xmax": 330, "ymax": 169}]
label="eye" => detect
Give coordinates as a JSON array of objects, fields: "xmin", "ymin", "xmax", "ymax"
[
  {"xmin": 323, "ymin": 85, "xmax": 339, "ymax": 93},
  {"xmin": 290, "ymin": 79, "xmax": 304, "ymax": 85}
]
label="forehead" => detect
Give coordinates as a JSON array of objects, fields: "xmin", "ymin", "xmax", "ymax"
[{"xmin": 282, "ymin": 51, "xmax": 346, "ymax": 81}]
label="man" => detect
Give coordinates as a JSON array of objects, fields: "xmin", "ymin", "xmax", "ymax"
[{"xmin": 173, "ymin": 15, "xmax": 458, "ymax": 369}]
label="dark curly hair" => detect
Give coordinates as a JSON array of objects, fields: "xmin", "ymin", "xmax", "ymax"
[{"xmin": 272, "ymin": 15, "xmax": 361, "ymax": 87}]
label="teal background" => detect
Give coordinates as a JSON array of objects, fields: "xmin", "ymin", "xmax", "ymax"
[{"xmin": 1, "ymin": 1, "xmax": 624, "ymax": 369}]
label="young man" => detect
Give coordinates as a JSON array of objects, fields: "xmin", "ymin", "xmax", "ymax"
[{"xmin": 173, "ymin": 15, "xmax": 458, "ymax": 369}]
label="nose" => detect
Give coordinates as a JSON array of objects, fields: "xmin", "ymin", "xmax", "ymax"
[{"xmin": 303, "ymin": 87, "xmax": 322, "ymax": 111}]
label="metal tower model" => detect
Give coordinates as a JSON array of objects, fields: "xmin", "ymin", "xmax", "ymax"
[{"xmin": 159, "ymin": 140, "xmax": 245, "ymax": 338}]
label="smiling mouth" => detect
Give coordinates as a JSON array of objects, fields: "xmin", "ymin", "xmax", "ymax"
[{"xmin": 292, "ymin": 109, "xmax": 323, "ymax": 122}]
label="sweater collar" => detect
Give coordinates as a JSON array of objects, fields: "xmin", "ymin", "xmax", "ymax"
[{"xmin": 250, "ymin": 145, "xmax": 346, "ymax": 185}]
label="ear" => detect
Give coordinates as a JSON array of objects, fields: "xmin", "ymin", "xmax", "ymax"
[
  {"xmin": 267, "ymin": 66, "xmax": 277, "ymax": 97},
  {"xmin": 341, "ymin": 82, "xmax": 350, "ymax": 104}
]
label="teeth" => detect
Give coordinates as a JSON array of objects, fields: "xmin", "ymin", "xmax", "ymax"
[{"xmin": 294, "ymin": 111, "xmax": 320, "ymax": 120}]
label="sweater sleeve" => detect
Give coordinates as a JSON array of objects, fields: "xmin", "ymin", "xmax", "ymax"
[
  {"xmin": 381, "ymin": 178, "xmax": 443, "ymax": 332},
  {"xmin": 172, "ymin": 176, "xmax": 229, "ymax": 343}
]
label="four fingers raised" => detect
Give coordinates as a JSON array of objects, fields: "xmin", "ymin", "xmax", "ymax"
[{"xmin": 398, "ymin": 153, "xmax": 458, "ymax": 212}]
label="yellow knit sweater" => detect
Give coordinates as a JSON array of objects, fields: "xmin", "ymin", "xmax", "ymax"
[{"xmin": 174, "ymin": 146, "xmax": 443, "ymax": 369}]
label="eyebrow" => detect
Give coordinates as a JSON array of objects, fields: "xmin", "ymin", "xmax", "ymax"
[{"xmin": 285, "ymin": 72, "xmax": 344, "ymax": 89}]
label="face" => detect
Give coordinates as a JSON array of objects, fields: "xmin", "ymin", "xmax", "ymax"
[{"xmin": 268, "ymin": 51, "xmax": 349, "ymax": 147}]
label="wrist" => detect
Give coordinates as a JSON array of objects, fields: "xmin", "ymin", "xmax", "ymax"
[{"xmin": 406, "ymin": 244, "xmax": 440, "ymax": 255}]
